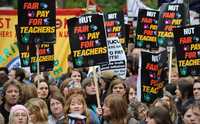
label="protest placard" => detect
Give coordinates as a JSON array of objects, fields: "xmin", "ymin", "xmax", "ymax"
[
  {"xmin": 100, "ymin": 37, "xmax": 127, "ymax": 79},
  {"xmin": 158, "ymin": 3, "xmax": 189, "ymax": 46},
  {"xmin": 174, "ymin": 25, "xmax": 200, "ymax": 76},
  {"xmin": 104, "ymin": 11, "xmax": 126, "ymax": 47},
  {"xmin": 18, "ymin": 0, "xmax": 56, "ymax": 44},
  {"xmin": 68, "ymin": 14, "xmax": 108, "ymax": 68},
  {"xmin": 135, "ymin": 9, "xmax": 159, "ymax": 49},
  {"xmin": 140, "ymin": 49, "xmax": 167, "ymax": 103}
]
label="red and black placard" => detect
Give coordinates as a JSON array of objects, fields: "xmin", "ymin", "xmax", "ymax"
[
  {"xmin": 18, "ymin": 0, "xmax": 56, "ymax": 44},
  {"xmin": 68, "ymin": 14, "xmax": 108, "ymax": 68},
  {"xmin": 158, "ymin": 3, "xmax": 189, "ymax": 47},
  {"xmin": 135, "ymin": 9, "xmax": 159, "ymax": 49},
  {"xmin": 140, "ymin": 50, "xmax": 167, "ymax": 103},
  {"xmin": 174, "ymin": 25, "xmax": 200, "ymax": 77}
]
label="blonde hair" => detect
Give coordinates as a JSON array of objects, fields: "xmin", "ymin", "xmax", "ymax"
[
  {"xmin": 25, "ymin": 98, "xmax": 48, "ymax": 123},
  {"xmin": 64, "ymin": 94, "xmax": 90, "ymax": 124},
  {"xmin": 9, "ymin": 105, "xmax": 29, "ymax": 124}
]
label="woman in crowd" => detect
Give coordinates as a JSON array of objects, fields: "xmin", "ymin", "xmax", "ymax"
[
  {"xmin": 193, "ymin": 79, "xmax": 200, "ymax": 101},
  {"xmin": 69, "ymin": 69, "xmax": 82, "ymax": 88},
  {"xmin": 182, "ymin": 102, "xmax": 200, "ymax": 124},
  {"xmin": 161, "ymin": 91, "xmax": 178, "ymax": 123},
  {"xmin": 107, "ymin": 78, "xmax": 127, "ymax": 101},
  {"xmin": 34, "ymin": 79, "xmax": 50, "ymax": 101},
  {"xmin": 48, "ymin": 91, "xmax": 65, "ymax": 124},
  {"xmin": 82, "ymin": 77, "xmax": 98, "ymax": 112},
  {"xmin": 25, "ymin": 98, "xmax": 48, "ymax": 124},
  {"xmin": 146, "ymin": 106, "xmax": 173, "ymax": 124},
  {"xmin": 9, "ymin": 104, "xmax": 29, "ymax": 124},
  {"xmin": 174, "ymin": 78, "xmax": 194, "ymax": 124},
  {"xmin": 128, "ymin": 101, "xmax": 148, "ymax": 124},
  {"xmin": 59, "ymin": 78, "xmax": 73, "ymax": 98},
  {"xmin": 60, "ymin": 93, "xmax": 100, "ymax": 124},
  {"xmin": 127, "ymin": 84, "xmax": 137, "ymax": 103},
  {"xmin": 100, "ymin": 94, "xmax": 138, "ymax": 124},
  {"xmin": 21, "ymin": 84, "xmax": 37, "ymax": 104},
  {"xmin": 0, "ymin": 79, "xmax": 22, "ymax": 124}
]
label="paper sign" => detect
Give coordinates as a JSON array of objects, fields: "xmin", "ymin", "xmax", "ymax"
[{"xmin": 100, "ymin": 37, "xmax": 127, "ymax": 79}]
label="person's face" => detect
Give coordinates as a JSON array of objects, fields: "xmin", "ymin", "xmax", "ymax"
[
  {"xmin": 28, "ymin": 110, "xmax": 36, "ymax": 123},
  {"xmin": 85, "ymin": 83, "xmax": 96, "ymax": 95},
  {"xmin": 9, "ymin": 70, "xmax": 16, "ymax": 79},
  {"xmin": 193, "ymin": 83, "xmax": 200, "ymax": 100},
  {"xmin": 183, "ymin": 108, "xmax": 200, "ymax": 124},
  {"xmin": 50, "ymin": 98, "xmax": 64, "ymax": 117},
  {"xmin": 37, "ymin": 82, "xmax": 49, "ymax": 99},
  {"xmin": 102, "ymin": 103, "xmax": 111, "ymax": 117},
  {"xmin": 69, "ymin": 98, "xmax": 84, "ymax": 114},
  {"xmin": 129, "ymin": 88, "xmax": 136, "ymax": 102},
  {"xmin": 99, "ymin": 78, "xmax": 106, "ymax": 90},
  {"xmin": 162, "ymin": 96, "xmax": 170, "ymax": 108},
  {"xmin": 138, "ymin": 106, "xmax": 147, "ymax": 120},
  {"xmin": 71, "ymin": 71, "xmax": 81, "ymax": 83},
  {"xmin": 13, "ymin": 109, "xmax": 28, "ymax": 124},
  {"xmin": 62, "ymin": 87, "xmax": 69, "ymax": 97},
  {"xmin": 112, "ymin": 83, "xmax": 126, "ymax": 96},
  {"xmin": 5, "ymin": 85, "xmax": 20, "ymax": 105},
  {"xmin": 175, "ymin": 85, "xmax": 182, "ymax": 99},
  {"xmin": 146, "ymin": 117, "xmax": 157, "ymax": 124}
]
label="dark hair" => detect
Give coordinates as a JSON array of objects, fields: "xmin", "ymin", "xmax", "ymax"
[
  {"xmin": 193, "ymin": 79, "xmax": 200, "ymax": 85},
  {"xmin": 13, "ymin": 68, "xmax": 25, "ymax": 82},
  {"xmin": 0, "ymin": 67, "xmax": 9, "ymax": 74},
  {"xmin": 127, "ymin": 55, "xmax": 139, "ymax": 75},
  {"xmin": 34, "ymin": 79, "xmax": 50, "ymax": 100},
  {"xmin": 182, "ymin": 101, "xmax": 200, "ymax": 116},
  {"xmin": 148, "ymin": 106, "xmax": 173, "ymax": 124},
  {"xmin": 177, "ymin": 78, "xmax": 193, "ymax": 99},
  {"xmin": 165, "ymin": 83, "xmax": 176, "ymax": 96}
]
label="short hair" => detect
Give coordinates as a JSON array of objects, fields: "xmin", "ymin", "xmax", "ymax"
[
  {"xmin": 107, "ymin": 78, "xmax": 126, "ymax": 96},
  {"xmin": 64, "ymin": 93, "xmax": 90, "ymax": 124}
]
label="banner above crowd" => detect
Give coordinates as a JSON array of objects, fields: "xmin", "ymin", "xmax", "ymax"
[
  {"xmin": 0, "ymin": 9, "xmax": 85, "ymax": 80},
  {"xmin": 158, "ymin": 3, "xmax": 189, "ymax": 47},
  {"xmin": 135, "ymin": 9, "xmax": 159, "ymax": 49},
  {"xmin": 174, "ymin": 25, "xmax": 200, "ymax": 77},
  {"xmin": 68, "ymin": 13, "xmax": 108, "ymax": 68},
  {"xmin": 104, "ymin": 11, "xmax": 126, "ymax": 48},
  {"xmin": 18, "ymin": 0, "xmax": 56, "ymax": 44}
]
